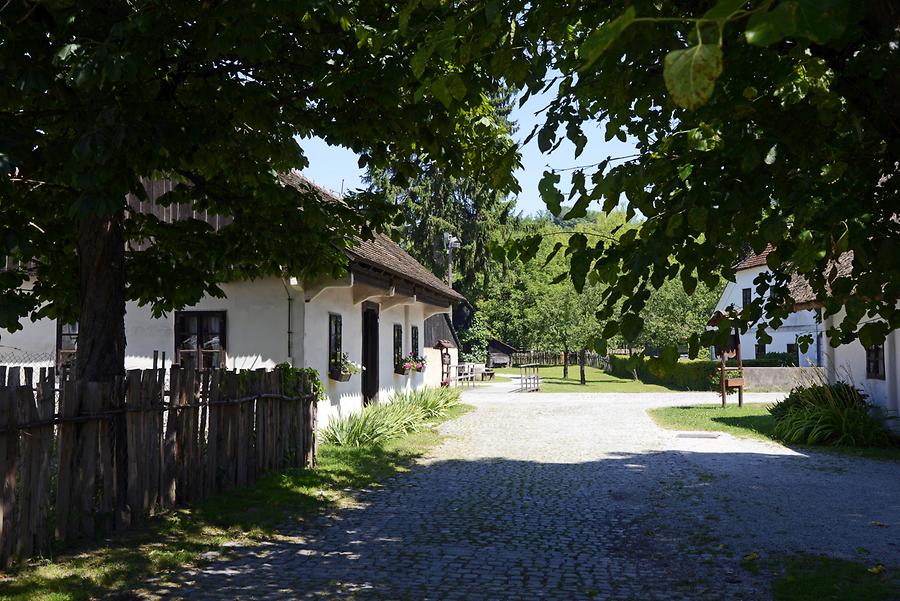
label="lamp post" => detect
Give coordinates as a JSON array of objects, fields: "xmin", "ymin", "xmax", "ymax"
[{"xmin": 443, "ymin": 232, "xmax": 460, "ymax": 287}]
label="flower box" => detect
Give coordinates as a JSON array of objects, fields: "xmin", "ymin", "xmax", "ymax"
[
  {"xmin": 329, "ymin": 369, "xmax": 351, "ymax": 382},
  {"xmin": 395, "ymin": 365, "xmax": 410, "ymax": 376}
]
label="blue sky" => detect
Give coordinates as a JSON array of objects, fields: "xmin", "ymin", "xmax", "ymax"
[{"xmin": 301, "ymin": 87, "xmax": 636, "ymax": 216}]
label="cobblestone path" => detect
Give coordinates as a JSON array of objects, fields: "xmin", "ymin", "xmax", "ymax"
[{"xmin": 148, "ymin": 388, "xmax": 900, "ymax": 600}]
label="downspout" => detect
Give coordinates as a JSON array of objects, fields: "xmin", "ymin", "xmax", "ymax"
[{"xmin": 281, "ymin": 278, "xmax": 294, "ymax": 366}]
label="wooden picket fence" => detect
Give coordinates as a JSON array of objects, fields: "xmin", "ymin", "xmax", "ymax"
[
  {"xmin": 0, "ymin": 365, "xmax": 317, "ymax": 568},
  {"xmin": 512, "ymin": 351, "xmax": 608, "ymax": 369}
]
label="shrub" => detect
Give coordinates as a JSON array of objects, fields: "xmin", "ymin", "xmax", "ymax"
[
  {"xmin": 607, "ymin": 355, "xmax": 718, "ymax": 390},
  {"xmin": 725, "ymin": 352, "xmax": 797, "ymax": 367},
  {"xmin": 709, "ymin": 368, "xmax": 743, "ymax": 390},
  {"xmin": 391, "ymin": 387, "xmax": 462, "ymax": 419},
  {"xmin": 322, "ymin": 387, "xmax": 462, "ymax": 447},
  {"xmin": 769, "ymin": 383, "xmax": 897, "ymax": 447}
]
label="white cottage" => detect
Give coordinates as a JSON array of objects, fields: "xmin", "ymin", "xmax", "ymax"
[
  {"xmin": 711, "ymin": 247, "xmax": 898, "ymax": 415},
  {"xmin": 787, "ymin": 254, "xmax": 899, "ymax": 416},
  {"xmin": 711, "ymin": 246, "xmax": 824, "ymax": 366},
  {"xmin": 0, "ymin": 175, "xmax": 464, "ymax": 427}
]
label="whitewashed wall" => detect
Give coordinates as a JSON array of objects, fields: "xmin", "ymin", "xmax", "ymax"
[
  {"xmin": 423, "ymin": 347, "xmax": 458, "ymax": 387},
  {"xmin": 0, "ymin": 277, "xmax": 301, "ymax": 371},
  {"xmin": 824, "ymin": 309, "xmax": 899, "ymax": 415},
  {"xmin": 302, "ymin": 285, "xmax": 364, "ymax": 429},
  {"xmin": 377, "ymin": 302, "xmax": 427, "ymax": 400},
  {"xmin": 713, "ymin": 266, "xmax": 822, "ymax": 365},
  {"xmin": 303, "ymin": 283, "xmax": 444, "ymax": 429},
  {"xmin": 3, "ymin": 276, "xmax": 453, "ymax": 430}
]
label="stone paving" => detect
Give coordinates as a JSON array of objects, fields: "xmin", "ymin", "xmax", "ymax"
[{"xmin": 147, "ymin": 384, "xmax": 900, "ymax": 600}]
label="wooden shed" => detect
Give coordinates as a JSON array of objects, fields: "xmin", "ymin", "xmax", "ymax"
[{"xmin": 487, "ymin": 339, "xmax": 519, "ymax": 368}]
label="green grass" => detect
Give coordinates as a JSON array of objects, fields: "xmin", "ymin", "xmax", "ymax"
[
  {"xmin": 497, "ymin": 365, "xmax": 671, "ymax": 393},
  {"xmin": 0, "ymin": 403, "xmax": 473, "ymax": 601},
  {"xmin": 649, "ymin": 404, "xmax": 900, "ymax": 461},
  {"xmin": 648, "ymin": 403, "xmax": 777, "ymax": 441},
  {"xmin": 772, "ymin": 554, "xmax": 899, "ymax": 601}
]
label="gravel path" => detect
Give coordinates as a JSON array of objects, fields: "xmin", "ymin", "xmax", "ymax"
[{"xmin": 149, "ymin": 385, "xmax": 900, "ymax": 600}]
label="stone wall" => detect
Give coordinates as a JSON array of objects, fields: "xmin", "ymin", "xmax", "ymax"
[{"xmin": 743, "ymin": 367, "xmax": 824, "ymax": 391}]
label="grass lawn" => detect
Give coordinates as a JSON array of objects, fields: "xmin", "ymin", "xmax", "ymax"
[
  {"xmin": 0, "ymin": 404, "xmax": 473, "ymax": 601},
  {"xmin": 648, "ymin": 404, "xmax": 900, "ymax": 461},
  {"xmin": 497, "ymin": 365, "xmax": 671, "ymax": 393},
  {"xmin": 772, "ymin": 554, "xmax": 899, "ymax": 601},
  {"xmin": 648, "ymin": 403, "xmax": 777, "ymax": 441}
]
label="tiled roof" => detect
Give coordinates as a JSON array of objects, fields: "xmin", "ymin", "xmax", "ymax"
[
  {"xmin": 348, "ymin": 233, "xmax": 465, "ymax": 303},
  {"xmin": 734, "ymin": 245, "xmax": 774, "ymax": 271},
  {"xmin": 788, "ymin": 252, "xmax": 854, "ymax": 308},
  {"xmin": 282, "ymin": 172, "xmax": 464, "ymax": 304}
]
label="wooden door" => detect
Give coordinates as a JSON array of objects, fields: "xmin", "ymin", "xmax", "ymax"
[{"xmin": 361, "ymin": 302, "xmax": 379, "ymax": 405}]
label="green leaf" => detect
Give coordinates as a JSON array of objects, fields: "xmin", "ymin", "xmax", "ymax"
[
  {"xmin": 410, "ymin": 42, "xmax": 435, "ymax": 79},
  {"xmin": 663, "ymin": 45, "xmax": 723, "ymax": 110},
  {"xmin": 704, "ymin": 0, "xmax": 749, "ymax": 21},
  {"xmin": 745, "ymin": 2, "xmax": 797, "ymax": 46},
  {"xmin": 688, "ymin": 333, "xmax": 701, "ymax": 359},
  {"xmin": 543, "ymin": 242, "xmax": 564, "ymax": 266},
  {"xmin": 538, "ymin": 171, "xmax": 564, "ymax": 216},
  {"xmin": 795, "ymin": 0, "xmax": 849, "ymax": 44},
  {"xmin": 579, "ymin": 7, "xmax": 636, "ymax": 70},
  {"xmin": 620, "ymin": 313, "xmax": 644, "ymax": 342},
  {"xmin": 681, "ymin": 269, "xmax": 698, "ymax": 295},
  {"xmin": 602, "ymin": 320, "xmax": 619, "ymax": 340},
  {"xmin": 430, "ymin": 78, "xmax": 453, "ymax": 108},
  {"xmin": 858, "ymin": 321, "xmax": 889, "ymax": 349},
  {"xmin": 550, "ymin": 272, "xmax": 568, "ymax": 285},
  {"xmin": 659, "ymin": 345, "xmax": 679, "ymax": 368},
  {"xmin": 55, "ymin": 43, "xmax": 80, "ymax": 62}
]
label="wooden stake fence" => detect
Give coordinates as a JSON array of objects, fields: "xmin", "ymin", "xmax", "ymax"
[{"xmin": 0, "ymin": 365, "xmax": 317, "ymax": 568}]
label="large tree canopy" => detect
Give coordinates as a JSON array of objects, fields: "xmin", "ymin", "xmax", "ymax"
[
  {"xmin": 3, "ymin": 0, "xmax": 897, "ymax": 382},
  {"xmin": 0, "ymin": 1, "xmax": 519, "ymax": 379},
  {"xmin": 491, "ymin": 0, "xmax": 898, "ymax": 353}
]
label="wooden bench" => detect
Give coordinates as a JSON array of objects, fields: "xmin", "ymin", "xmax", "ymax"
[
  {"xmin": 482, "ymin": 368, "xmax": 495, "ymax": 381},
  {"xmin": 451, "ymin": 364, "xmax": 476, "ymax": 387}
]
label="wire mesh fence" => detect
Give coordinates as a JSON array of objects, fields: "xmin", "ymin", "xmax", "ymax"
[{"xmin": 0, "ymin": 350, "xmax": 55, "ymax": 369}]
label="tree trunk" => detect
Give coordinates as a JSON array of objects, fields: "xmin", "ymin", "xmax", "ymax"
[
  {"xmin": 76, "ymin": 210, "xmax": 129, "ymax": 527},
  {"xmin": 579, "ymin": 348, "xmax": 586, "ymax": 385},
  {"xmin": 563, "ymin": 345, "xmax": 569, "ymax": 379},
  {"xmin": 75, "ymin": 211, "xmax": 127, "ymax": 382}
]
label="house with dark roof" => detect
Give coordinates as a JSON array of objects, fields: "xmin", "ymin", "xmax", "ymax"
[
  {"xmin": 1, "ymin": 174, "xmax": 463, "ymax": 426},
  {"xmin": 710, "ymin": 245, "xmax": 824, "ymax": 366},
  {"xmin": 785, "ymin": 252, "xmax": 897, "ymax": 417},
  {"xmin": 711, "ymin": 248, "xmax": 898, "ymax": 417}
]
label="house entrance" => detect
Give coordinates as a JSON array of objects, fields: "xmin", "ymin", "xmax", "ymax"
[{"xmin": 361, "ymin": 301, "xmax": 379, "ymax": 405}]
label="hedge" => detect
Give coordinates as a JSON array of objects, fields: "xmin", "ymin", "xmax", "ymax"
[
  {"xmin": 608, "ymin": 355, "xmax": 719, "ymax": 391},
  {"xmin": 726, "ymin": 352, "xmax": 797, "ymax": 367},
  {"xmin": 609, "ymin": 354, "xmax": 803, "ymax": 391}
]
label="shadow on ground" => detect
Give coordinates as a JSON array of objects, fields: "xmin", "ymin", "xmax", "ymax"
[
  {"xmin": 158, "ymin": 448, "xmax": 900, "ymax": 601},
  {"xmin": 0, "ymin": 444, "xmax": 427, "ymax": 601}
]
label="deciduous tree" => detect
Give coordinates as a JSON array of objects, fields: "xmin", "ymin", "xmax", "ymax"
[{"xmin": 0, "ymin": 2, "xmax": 519, "ymax": 381}]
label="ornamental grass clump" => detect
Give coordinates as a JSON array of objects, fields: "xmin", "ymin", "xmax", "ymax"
[
  {"xmin": 391, "ymin": 387, "xmax": 462, "ymax": 419},
  {"xmin": 769, "ymin": 382, "xmax": 897, "ymax": 448},
  {"xmin": 322, "ymin": 387, "xmax": 462, "ymax": 447}
]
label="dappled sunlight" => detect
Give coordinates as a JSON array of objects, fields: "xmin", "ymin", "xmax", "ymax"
[{"xmin": 152, "ymin": 449, "xmax": 899, "ymax": 599}]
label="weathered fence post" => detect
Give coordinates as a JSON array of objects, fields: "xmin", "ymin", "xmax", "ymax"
[
  {"xmin": 162, "ymin": 366, "xmax": 180, "ymax": 507},
  {"xmin": 0, "ymin": 369, "xmax": 20, "ymax": 567},
  {"xmin": 0, "ymin": 363, "xmax": 320, "ymax": 568}
]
